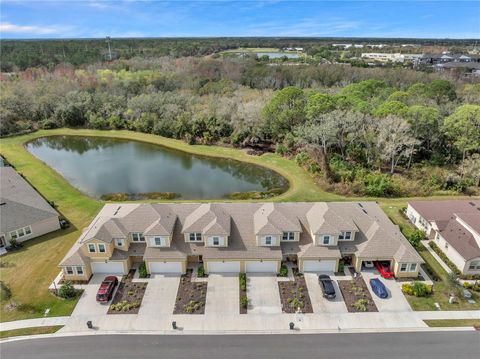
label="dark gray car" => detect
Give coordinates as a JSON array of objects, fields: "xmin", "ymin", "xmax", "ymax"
[{"xmin": 318, "ymin": 274, "xmax": 336, "ymax": 299}]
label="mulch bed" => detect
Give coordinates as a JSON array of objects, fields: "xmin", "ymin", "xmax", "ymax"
[
  {"xmin": 108, "ymin": 269, "xmax": 148, "ymax": 315},
  {"xmin": 239, "ymin": 273, "xmax": 247, "ymax": 314},
  {"xmin": 173, "ymin": 269, "xmax": 207, "ymax": 314},
  {"xmin": 338, "ymin": 276, "xmax": 378, "ymax": 313},
  {"xmin": 278, "ymin": 273, "xmax": 313, "ymax": 313}
]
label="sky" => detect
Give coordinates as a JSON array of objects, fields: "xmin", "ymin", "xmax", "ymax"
[{"xmin": 0, "ymin": 0, "xmax": 479, "ymax": 39}]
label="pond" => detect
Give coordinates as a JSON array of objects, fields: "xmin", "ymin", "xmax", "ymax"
[{"xmin": 26, "ymin": 136, "xmax": 288, "ymax": 200}]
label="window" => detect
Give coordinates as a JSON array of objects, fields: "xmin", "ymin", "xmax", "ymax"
[
  {"xmin": 66, "ymin": 267, "xmax": 74, "ymax": 275},
  {"xmin": 154, "ymin": 237, "xmax": 163, "ymax": 246},
  {"xmin": 322, "ymin": 235, "xmax": 331, "ymax": 245},
  {"xmin": 339, "ymin": 231, "xmax": 352, "ymax": 240},
  {"xmin": 444, "ymin": 243, "xmax": 449, "ymax": 250},
  {"xmin": 76, "ymin": 266, "xmax": 84, "ymax": 275},
  {"xmin": 98, "ymin": 243, "xmax": 106, "ymax": 253},
  {"xmin": 25, "ymin": 227, "xmax": 32, "ymax": 235},
  {"xmin": 409, "ymin": 263, "xmax": 417, "ymax": 272},
  {"xmin": 400, "ymin": 263, "xmax": 408, "ymax": 272},
  {"xmin": 469, "ymin": 261, "xmax": 480, "ymax": 271},
  {"xmin": 18, "ymin": 228, "xmax": 25, "ymax": 237},
  {"xmin": 132, "ymin": 233, "xmax": 145, "ymax": 242},
  {"xmin": 265, "ymin": 236, "xmax": 272, "ymax": 245},
  {"xmin": 9, "ymin": 231, "xmax": 17, "ymax": 240},
  {"xmin": 212, "ymin": 237, "xmax": 220, "ymax": 246},
  {"xmin": 88, "ymin": 243, "xmax": 96, "ymax": 253},
  {"xmin": 282, "ymin": 232, "xmax": 295, "ymax": 241},
  {"xmin": 115, "ymin": 239, "xmax": 124, "ymax": 247},
  {"xmin": 9, "ymin": 226, "xmax": 32, "ymax": 239},
  {"xmin": 189, "ymin": 233, "xmax": 202, "ymax": 241}
]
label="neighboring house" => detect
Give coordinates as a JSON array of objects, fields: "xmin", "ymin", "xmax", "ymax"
[
  {"xmin": 59, "ymin": 202, "xmax": 423, "ymax": 280},
  {"xmin": 361, "ymin": 53, "xmax": 422, "ymax": 63},
  {"xmin": 419, "ymin": 53, "xmax": 480, "ymax": 65},
  {"xmin": 406, "ymin": 200, "xmax": 480, "ymax": 275},
  {"xmin": 0, "ymin": 167, "xmax": 60, "ymax": 248}
]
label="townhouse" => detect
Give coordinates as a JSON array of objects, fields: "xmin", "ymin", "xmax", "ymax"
[
  {"xmin": 407, "ymin": 200, "xmax": 480, "ymax": 275},
  {"xmin": 59, "ymin": 202, "xmax": 423, "ymax": 280}
]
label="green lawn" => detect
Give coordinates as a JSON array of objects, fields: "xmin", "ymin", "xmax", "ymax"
[
  {"xmin": 0, "ymin": 325, "xmax": 63, "ymax": 339},
  {"xmin": 424, "ymin": 319, "xmax": 480, "ymax": 327},
  {"xmin": 0, "ymin": 128, "xmax": 474, "ymax": 322}
]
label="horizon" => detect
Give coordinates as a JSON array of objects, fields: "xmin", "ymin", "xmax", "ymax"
[{"xmin": 1, "ymin": 0, "xmax": 479, "ymax": 40}]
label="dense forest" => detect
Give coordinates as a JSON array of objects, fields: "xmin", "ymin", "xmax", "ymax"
[
  {"xmin": 1, "ymin": 54, "xmax": 479, "ymax": 198},
  {"xmin": 1, "ymin": 37, "xmax": 476, "ymax": 70}
]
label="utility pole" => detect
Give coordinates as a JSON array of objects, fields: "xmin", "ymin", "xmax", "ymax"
[{"xmin": 106, "ymin": 36, "xmax": 112, "ymax": 60}]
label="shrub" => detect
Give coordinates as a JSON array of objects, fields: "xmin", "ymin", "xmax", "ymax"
[
  {"xmin": 0, "ymin": 281, "xmax": 12, "ymax": 301},
  {"xmin": 429, "ymin": 242, "xmax": 462, "ymax": 275},
  {"xmin": 240, "ymin": 295, "xmax": 248, "ymax": 309},
  {"xmin": 408, "ymin": 230, "xmax": 425, "ymax": 248},
  {"xmin": 58, "ymin": 281, "xmax": 77, "ymax": 299},
  {"xmin": 278, "ymin": 265, "xmax": 288, "ymax": 277},
  {"xmin": 8, "ymin": 238, "xmax": 19, "ymax": 248},
  {"xmin": 352, "ymin": 299, "xmax": 369, "ymax": 312},
  {"xmin": 402, "ymin": 282, "xmax": 432, "ymax": 297},
  {"xmin": 197, "ymin": 265, "xmax": 206, "ymax": 278},
  {"xmin": 239, "ymin": 273, "xmax": 247, "ymax": 291},
  {"xmin": 295, "ymin": 151, "xmax": 311, "ymax": 167},
  {"xmin": 362, "ymin": 173, "xmax": 396, "ymax": 197},
  {"xmin": 138, "ymin": 262, "xmax": 148, "ymax": 278},
  {"xmin": 289, "ymin": 297, "xmax": 304, "ymax": 309}
]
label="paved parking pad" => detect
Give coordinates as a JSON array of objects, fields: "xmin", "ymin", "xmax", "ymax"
[
  {"xmin": 138, "ymin": 275, "xmax": 180, "ymax": 316},
  {"xmin": 361, "ymin": 270, "xmax": 412, "ymax": 312},
  {"xmin": 304, "ymin": 273, "xmax": 347, "ymax": 314},
  {"xmin": 71, "ymin": 274, "xmax": 121, "ymax": 317},
  {"xmin": 247, "ymin": 274, "xmax": 282, "ymax": 314},
  {"xmin": 205, "ymin": 274, "xmax": 239, "ymax": 315}
]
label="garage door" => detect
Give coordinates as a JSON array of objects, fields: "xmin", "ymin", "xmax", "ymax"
[
  {"xmin": 245, "ymin": 261, "xmax": 278, "ymax": 273},
  {"xmin": 303, "ymin": 259, "xmax": 337, "ymax": 272},
  {"xmin": 149, "ymin": 261, "xmax": 183, "ymax": 274},
  {"xmin": 91, "ymin": 261, "xmax": 125, "ymax": 274},
  {"xmin": 207, "ymin": 261, "xmax": 241, "ymax": 273}
]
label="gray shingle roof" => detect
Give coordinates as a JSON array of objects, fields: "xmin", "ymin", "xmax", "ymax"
[{"xmin": 0, "ymin": 167, "xmax": 58, "ymax": 234}]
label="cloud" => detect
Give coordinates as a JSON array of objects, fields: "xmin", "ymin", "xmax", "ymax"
[{"xmin": 0, "ymin": 22, "xmax": 65, "ymax": 35}]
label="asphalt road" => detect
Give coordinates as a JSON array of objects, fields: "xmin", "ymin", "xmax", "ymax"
[{"xmin": 2, "ymin": 331, "xmax": 479, "ymax": 359}]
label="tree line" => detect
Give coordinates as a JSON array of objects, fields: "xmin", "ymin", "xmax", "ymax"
[{"xmin": 1, "ymin": 56, "xmax": 479, "ymax": 197}]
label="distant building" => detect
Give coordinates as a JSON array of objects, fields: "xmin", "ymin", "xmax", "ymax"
[
  {"xmin": 361, "ymin": 52, "xmax": 422, "ymax": 63},
  {"xmin": 332, "ymin": 43, "xmax": 352, "ymax": 49},
  {"xmin": 419, "ymin": 53, "xmax": 480, "ymax": 65},
  {"xmin": 0, "ymin": 167, "xmax": 60, "ymax": 250},
  {"xmin": 367, "ymin": 44, "xmax": 387, "ymax": 49}
]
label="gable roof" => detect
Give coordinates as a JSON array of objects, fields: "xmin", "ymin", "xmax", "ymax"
[
  {"xmin": 0, "ymin": 167, "xmax": 58, "ymax": 234},
  {"xmin": 306, "ymin": 202, "xmax": 358, "ymax": 235},
  {"xmin": 182, "ymin": 203, "xmax": 230, "ymax": 236},
  {"xmin": 254, "ymin": 203, "xmax": 302, "ymax": 236}
]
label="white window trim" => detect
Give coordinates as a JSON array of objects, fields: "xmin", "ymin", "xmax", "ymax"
[
  {"xmin": 88, "ymin": 243, "xmax": 96, "ymax": 253},
  {"xmin": 212, "ymin": 236, "xmax": 220, "ymax": 246},
  {"xmin": 132, "ymin": 233, "xmax": 145, "ymax": 242},
  {"xmin": 321, "ymin": 235, "xmax": 331, "ymax": 245},
  {"xmin": 468, "ymin": 260, "xmax": 480, "ymax": 270},
  {"xmin": 282, "ymin": 232, "xmax": 295, "ymax": 241},
  {"xmin": 76, "ymin": 266, "xmax": 84, "ymax": 275},
  {"xmin": 188, "ymin": 233, "xmax": 202, "ymax": 242},
  {"xmin": 409, "ymin": 263, "xmax": 417, "ymax": 272},
  {"xmin": 66, "ymin": 266, "xmax": 74, "ymax": 275},
  {"xmin": 115, "ymin": 238, "xmax": 124, "ymax": 247},
  {"xmin": 98, "ymin": 243, "xmax": 106, "ymax": 253},
  {"xmin": 153, "ymin": 236, "xmax": 166, "ymax": 246},
  {"xmin": 400, "ymin": 263, "xmax": 408, "ymax": 272},
  {"xmin": 9, "ymin": 226, "xmax": 33, "ymax": 240}
]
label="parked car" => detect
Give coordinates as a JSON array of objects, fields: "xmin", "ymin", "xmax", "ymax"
[
  {"xmin": 370, "ymin": 278, "xmax": 388, "ymax": 298},
  {"xmin": 374, "ymin": 261, "xmax": 394, "ymax": 279},
  {"xmin": 363, "ymin": 261, "xmax": 374, "ymax": 268},
  {"xmin": 318, "ymin": 274, "xmax": 336, "ymax": 299},
  {"xmin": 96, "ymin": 276, "xmax": 118, "ymax": 303}
]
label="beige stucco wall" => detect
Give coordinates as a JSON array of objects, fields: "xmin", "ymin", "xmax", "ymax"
[
  {"xmin": 81, "ymin": 239, "xmax": 114, "ymax": 258},
  {"xmin": 393, "ymin": 260, "xmax": 420, "ymax": 278},
  {"xmin": 8, "ymin": 216, "xmax": 60, "ymax": 245},
  {"xmin": 61, "ymin": 263, "xmax": 92, "ymax": 281}
]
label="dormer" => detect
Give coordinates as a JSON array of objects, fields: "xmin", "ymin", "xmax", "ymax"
[
  {"xmin": 254, "ymin": 203, "xmax": 302, "ymax": 247},
  {"xmin": 81, "ymin": 218, "xmax": 126, "ymax": 256},
  {"xmin": 143, "ymin": 208, "xmax": 177, "ymax": 248},
  {"xmin": 182, "ymin": 204, "xmax": 231, "ymax": 247},
  {"xmin": 306, "ymin": 203, "xmax": 358, "ymax": 246}
]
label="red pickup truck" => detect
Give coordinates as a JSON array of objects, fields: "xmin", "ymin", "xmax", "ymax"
[{"xmin": 96, "ymin": 276, "xmax": 118, "ymax": 303}]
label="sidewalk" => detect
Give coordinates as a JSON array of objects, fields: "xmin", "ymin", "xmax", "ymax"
[{"xmin": 0, "ymin": 316, "xmax": 70, "ymax": 331}]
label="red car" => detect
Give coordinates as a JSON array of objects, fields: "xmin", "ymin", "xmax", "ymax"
[
  {"xmin": 96, "ymin": 276, "xmax": 118, "ymax": 303},
  {"xmin": 374, "ymin": 261, "xmax": 394, "ymax": 279}
]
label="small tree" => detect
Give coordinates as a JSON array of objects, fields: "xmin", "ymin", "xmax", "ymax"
[
  {"xmin": 408, "ymin": 230, "xmax": 425, "ymax": 248},
  {"xmin": 58, "ymin": 281, "xmax": 76, "ymax": 299}
]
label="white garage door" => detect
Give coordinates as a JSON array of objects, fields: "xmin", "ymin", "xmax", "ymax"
[
  {"xmin": 245, "ymin": 261, "xmax": 278, "ymax": 273},
  {"xmin": 149, "ymin": 261, "xmax": 183, "ymax": 274},
  {"xmin": 303, "ymin": 259, "xmax": 337, "ymax": 272},
  {"xmin": 91, "ymin": 261, "xmax": 125, "ymax": 274},
  {"xmin": 207, "ymin": 261, "xmax": 241, "ymax": 273}
]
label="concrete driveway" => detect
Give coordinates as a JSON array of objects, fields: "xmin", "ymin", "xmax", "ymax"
[
  {"xmin": 247, "ymin": 274, "xmax": 282, "ymax": 314},
  {"xmin": 304, "ymin": 273, "xmax": 347, "ymax": 314},
  {"xmin": 361, "ymin": 270, "xmax": 412, "ymax": 312},
  {"xmin": 138, "ymin": 275, "xmax": 180, "ymax": 316},
  {"xmin": 71, "ymin": 274, "xmax": 121, "ymax": 317},
  {"xmin": 205, "ymin": 274, "xmax": 239, "ymax": 315}
]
